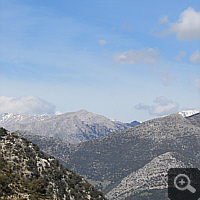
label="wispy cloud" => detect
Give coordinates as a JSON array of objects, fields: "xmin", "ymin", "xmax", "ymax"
[
  {"xmin": 135, "ymin": 96, "xmax": 179, "ymax": 116},
  {"xmin": 194, "ymin": 79, "xmax": 200, "ymax": 92},
  {"xmin": 113, "ymin": 48, "xmax": 161, "ymax": 65},
  {"xmin": 158, "ymin": 15, "xmax": 169, "ymax": 24},
  {"xmin": 98, "ymin": 39, "xmax": 107, "ymax": 45},
  {"xmin": 176, "ymin": 51, "xmax": 187, "ymax": 61},
  {"xmin": 149, "ymin": 63, "xmax": 176, "ymax": 87},
  {"xmin": 151, "ymin": 7, "xmax": 200, "ymax": 40},
  {"xmin": 0, "ymin": 0, "xmax": 109, "ymax": 79},
  {"xmin": 190, "ymin": 50, "xmax": 200, "ymax": 65},
  {"xmin": 120, "ymin": 22, "xmax": 133, "ymax": 31},
  {"xmin": 155, "ymin": 70, "xmax": 176, "ymax": 86},
  {"xmin": 0, "ymin": 96, "xmax": 55, "ymax": 115},
  {"xmin": 111, "ymin": 26, "xmax": 116, "ymax": 31}
]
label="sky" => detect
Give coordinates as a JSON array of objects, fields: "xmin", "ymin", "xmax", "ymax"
[{"xmin": 0, "ymin": 0, "xmax": 200, "ymax": 122}]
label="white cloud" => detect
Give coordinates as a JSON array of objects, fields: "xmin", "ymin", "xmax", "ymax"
[
  {"xmin": 113, "ymin": 48, "xmax": 161, "ymax": 65},
  {"xmin": 194, "ymin": 79, "xmax": 200, "ymax": 92},
  {"xmin": 135, "ymin": 96, "xmax": 179, "ymax": 116},
  {"xmin": 153, "ymin": 7, "xmax": 200, "ymax": 40},
  {"xmin": 0, "ymin": 95, "xmax": 55, "ymax": 115},
  {"xmin": 190, "ymin": 50, "xmax": 200, "ymax": 65},
  {"xmin": 176, "ymin": 51, "xmax": 187, "ymax": 61},
  {"xmin": 156, "ymin": 70, "xmax": 176, "ymax": 86},
  {"xmin": 158, "ymin": 15, "xmax": 169, "ymax": 24},
  {"xmin": 98, "ymin": 39, "xmax": 107, "ymax": 45}
]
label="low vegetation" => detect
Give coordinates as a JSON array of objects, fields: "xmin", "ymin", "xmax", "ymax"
[{"xmin": 0, "ymin": 127, "xmax": 107, "ymax": 200}]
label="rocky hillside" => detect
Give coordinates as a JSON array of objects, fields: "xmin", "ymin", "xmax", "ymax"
[
  {"xmin": 15, "ymin": 130, "xmax": 72, "ymax": 167},
  {"xmin": 0, "ymin": 127, "xmax": 107, "ymax": 200},
  {"xmin": 0, "ymin": 110, "xmax": 140, "ymax": 144},
  {"xmin": 106, "ymin": 152, "xmax": 188, "ymax": 200},
  {"xmin": 62, "ymin": 113, "xmax": 200, "ymax": 196}
]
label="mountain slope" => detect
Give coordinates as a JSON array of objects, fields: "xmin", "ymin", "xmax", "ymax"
[
  {"xmin": 63, "ymin": 113, "xmax": 200, "ymax": 194},
  {"xmin": 0, "ymin": 110, "xmax": 140, "ymax": 144},
  {"xmin": 0, "ymin": 127, "xmax": 107, "ymax": 200},
  {"xmin": 15, "ymin": 130, "xmax": 72, "ymax": 167},
  {"xmin": 106, "ymin": 152, "xmax": 188, "ymax": 200}
]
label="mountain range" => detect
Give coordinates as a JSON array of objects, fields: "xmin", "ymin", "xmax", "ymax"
[
  {"xmin": 14, "ymin": 112, "xmax": 200, "ymax": 199},
  {"xmin": 0, "ymin": 110, "xmax": 140, "ymax": 144}
]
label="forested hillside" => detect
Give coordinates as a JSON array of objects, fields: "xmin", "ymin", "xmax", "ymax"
[{"xmin": 0, "ymin": 128, "xmax": 107, "ymax": 200}]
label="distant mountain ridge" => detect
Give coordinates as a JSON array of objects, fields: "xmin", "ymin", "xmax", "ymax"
[{"xmin": 0, "ymin": 110, "xmax": 140, "ymax": 144}]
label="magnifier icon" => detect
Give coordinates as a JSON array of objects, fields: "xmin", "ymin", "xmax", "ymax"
[{"xmin": 174, "ymin": 174, "xmax": 196, "ymax": 193}]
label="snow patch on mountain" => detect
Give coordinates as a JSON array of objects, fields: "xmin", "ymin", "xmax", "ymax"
[
  {"xmin": 0, "ymin": 113, "xmax": 52, "ymax": 125},
  {"xmin": 178, "ymin": 110, "xmax": 200, "ymax": 117}
]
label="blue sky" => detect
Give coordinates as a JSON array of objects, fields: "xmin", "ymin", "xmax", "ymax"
[{"xmin": 0, "ymin": 0, "xmax": 200, "ymax": 122}]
